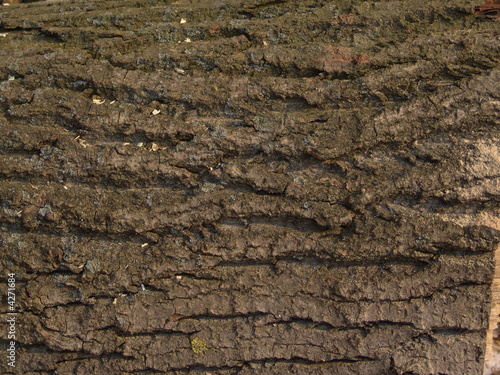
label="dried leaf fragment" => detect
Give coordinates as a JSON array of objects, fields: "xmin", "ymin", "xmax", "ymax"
[{"xmin": 474, "ymin": 0, "xmax": 500, "ymax": 19}]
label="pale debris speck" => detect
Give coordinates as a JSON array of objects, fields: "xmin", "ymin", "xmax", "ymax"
[
  {"xmin": 184, "ymin": 37, "xmax": 191, "ymax": 43},
  {"xmin": 180, "ymin": 18, "xmax": 187, "ymax": 24},
  {"xmin": 150, "ymin": 143, "xmax": 159, "ymax": 152},
  {"xmin": 136, "ymin": 142, "xmax": 144, "ymax": 147},
  {"xmin": 0, "ymin": 33, "xmax": 7, "ymax": 37},
  {"xmin": 175, "ymin": 275, "xmax": 182, "ymax": 280},
  {"xmin": 263, "ymin": 40, "xmax": 268, "ymax": 45},
  {"xmin": 141, "ymin": 243, "xmax": 149, "ymax": 248},
  {"xmin": 175, "ymin": 67, "xmax": 186, "ymax": 74},
  {"xmin": 92, "ymin": 95, "xmax": 105, "ymax": 105},
  {"xmin": 141, "ymin": 284, "xmax": 146, "ymax": 291},
  {"xmin": 151, "ymin": 109, "xmax": 161, "ymax": 116},
  {"xmin": 8, "ymin": 76, "xmax": 15, "ymax": 81},
  {"xmin": 77, "ymin": 138, "xmax": 88, "ymax": 148}
]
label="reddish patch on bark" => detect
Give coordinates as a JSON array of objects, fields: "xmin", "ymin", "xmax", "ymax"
[
  {"xmin": 318, "ymin": 46, "xmax": 369, "ymax": 73},
  {"xmin": 3, "ymin": 0, "xmax": 64, "ymax": 3},
  {"xmin": 333, "ymin": 14, "xmax": 357, "ymax": 25},
  {"xmin": 209, "ymin": 25, "xmax": 220, "ymax": 34},
  {"xmin": 474, "ymin": 0, "xmax": 500, "ymax": 19},
  {"xmin": 3, "ymin": 0, "xmax": 33, "ymax": 3}
]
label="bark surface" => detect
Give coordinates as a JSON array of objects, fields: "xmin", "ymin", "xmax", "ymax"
[{"xmin": 0, "ymin": 0, "xmax": 499, "ymax": 374}]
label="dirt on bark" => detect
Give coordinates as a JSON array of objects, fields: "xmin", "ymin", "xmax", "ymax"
[{"xmin": 0, "ymin": 0, "xmax": 499, "ymax": 374}]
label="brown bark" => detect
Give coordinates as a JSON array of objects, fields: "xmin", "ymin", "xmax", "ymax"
[{"xmin": 0, "ymin": 0, "xmax": 499, "ymax": 374}]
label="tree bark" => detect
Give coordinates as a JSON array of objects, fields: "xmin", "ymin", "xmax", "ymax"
[{"xmin": 0, "ymin": 0, "xmax": 499, "ymax": 374}]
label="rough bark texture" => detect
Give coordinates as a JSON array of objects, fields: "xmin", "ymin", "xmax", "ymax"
[{"xmin": 0, "ymin": 0, "xmax": 499, "ymax": 374}]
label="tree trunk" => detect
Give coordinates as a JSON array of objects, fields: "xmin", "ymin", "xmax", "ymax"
[{"xmin": 0, "ymin": 0, "xmax": 499, "ymax": 374}]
